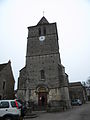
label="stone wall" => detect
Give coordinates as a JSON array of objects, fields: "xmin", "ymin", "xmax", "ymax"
[
  {"xmin": 17, "ymin": 89, "xmax": 26, "ymax": 101},
  {"xmin": 26, "ymin": 54, "xmax": 61, "ymax": 89},
  {"xmin": 48, "ymin": 88, "xmax": 61, "ymax": 102}
]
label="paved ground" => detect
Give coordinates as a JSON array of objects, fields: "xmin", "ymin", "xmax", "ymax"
[{"xmin": 24, "ymin": 102, "xmax": 90, "ymax": 120}]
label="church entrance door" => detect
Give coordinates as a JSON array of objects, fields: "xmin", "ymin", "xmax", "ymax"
[{"xmin": 38, "ymin": 92, "xmax": 47, "ymax": 109}]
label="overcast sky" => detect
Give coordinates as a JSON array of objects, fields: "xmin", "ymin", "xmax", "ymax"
[{"xmin": 0, "ymin": 0, "xmax": 90, "ymax": 89}]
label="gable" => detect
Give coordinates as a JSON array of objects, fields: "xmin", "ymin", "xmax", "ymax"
[
  {"xmin": 37, "ymin": 16, "xmax": 49, "ymax": 25},
  {"xmin": 0, "ymin": 61, "xmax": 15, "ymax": 83}
]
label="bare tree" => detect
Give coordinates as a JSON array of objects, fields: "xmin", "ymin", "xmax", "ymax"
[
  {"xmin": 86, "ymin": 76, "xmax": 90, "ymax": 87},
  {"xmin": 82, "ymin": 81, "xmax": 86, "ymax": 87}
]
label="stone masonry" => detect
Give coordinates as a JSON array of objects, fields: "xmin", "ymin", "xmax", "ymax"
[{"xmin": 17, "ymin": 17, "xmax": 71, "ymax": 111}]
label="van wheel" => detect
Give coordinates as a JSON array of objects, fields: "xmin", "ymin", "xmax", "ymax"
[{"xmin": 4, "ymin": 116, "xmax": 12, "ymax": 120}]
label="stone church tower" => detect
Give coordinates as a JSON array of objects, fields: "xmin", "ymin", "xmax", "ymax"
[{"xmin": 17, "ymin": 17, "xmax": 70, "ymax": 110}]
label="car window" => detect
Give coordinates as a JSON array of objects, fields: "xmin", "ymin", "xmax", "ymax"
[
  {"xmin": 0, "ymin": 101, "xmax": 9, "ymax": 108},
  {"xmin": 17, "ymin": 101, "xmax": 22, "ymax": 108},
  {"xmin": 11, "ymin": 101, "xmax": 17, "ymax": 107},
  {"xmin": 11, "ymin": 101, "xmax": 22, "ymax": 108}
]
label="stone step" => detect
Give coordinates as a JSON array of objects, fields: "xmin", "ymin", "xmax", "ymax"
[{"xmin": 23, "ymin": 113, "xmax": 38, "ymax": 119}]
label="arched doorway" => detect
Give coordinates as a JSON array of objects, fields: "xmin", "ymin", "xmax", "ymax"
[
  {"xmin": 38, "ymin": 92, "xmax": 47, "ymax": 106},
  {"xmin": 37, "ymin": 87, "xmax": 48, "ymax": 109}
]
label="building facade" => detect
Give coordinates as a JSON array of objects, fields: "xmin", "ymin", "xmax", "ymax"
[
  {"xmin": 69, "ymin": 82, "xmax": 86, "ymax": 103},
  {"xmin": 17, "ymin": 17, "xmax": 70, "ymax": 110},
  {"xmin": 85, "ymin": 86, "xmax": 90, "ymax": 101},
  {"xmin": 0, "ymin": 61, "xmax": 15, "ymax": 100}
]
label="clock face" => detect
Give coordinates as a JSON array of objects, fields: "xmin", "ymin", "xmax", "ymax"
[{"xmin": 39, "ymin": 36, "xmax": 45, "ymax": 41}]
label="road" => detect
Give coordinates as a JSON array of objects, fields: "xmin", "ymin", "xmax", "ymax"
[{"xmin": 24, "ymin": 102, "xmax": 90, "ymax": 120}]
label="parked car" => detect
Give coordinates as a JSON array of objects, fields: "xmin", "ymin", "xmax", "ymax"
[
  {"xmin": 0, "ymin": 99, "xmax": 22, "ymax": 120},
  {"xmin": 71, "ymin": 99, "xmax": 82, "ymax": 106}
]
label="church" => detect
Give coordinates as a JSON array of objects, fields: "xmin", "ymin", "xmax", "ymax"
[{"xmin": 17, "ymin": 16, "xmax": 71, "ymax": 110}]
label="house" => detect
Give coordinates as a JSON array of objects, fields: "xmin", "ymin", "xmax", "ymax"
[
  {"xmin": 0, "ymin": 60, "xmax": 15, "ymax": 99},
  {"xmin": 86, "ymin": 86, "xmax": 90, "ymax": 101},
  {"xmin": 69, "ymin": 82, "xmax": 86, "ymax": 103}
]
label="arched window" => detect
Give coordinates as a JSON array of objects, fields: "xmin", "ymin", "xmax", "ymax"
[
  {"xmin": 38, "ymin": 28, "xmax": 41, "ymax": 36},
  {"xmin": 3, "ymin": 81, "xmax": 5, "ymax": 90},
  {"xmin": 43, "ymin": 27, "xmax": 46, "ymax": 35},
  {"xmin": 40, "ymin": 70, "xmax": 45, "ymax": 79}
]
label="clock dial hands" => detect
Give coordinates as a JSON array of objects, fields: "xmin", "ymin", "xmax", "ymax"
[{"xmin": 39, "ymin": 36, "xmax": 45, "ymax": 41}]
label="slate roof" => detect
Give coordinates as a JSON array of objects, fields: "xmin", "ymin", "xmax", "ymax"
[
  {"xmin": 69, "ymin": 82, "xmax": 82, "ymax": 87},
  {"xmin": 0, "ymin": 63, "xmax": 7, "ymax": 71}
]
